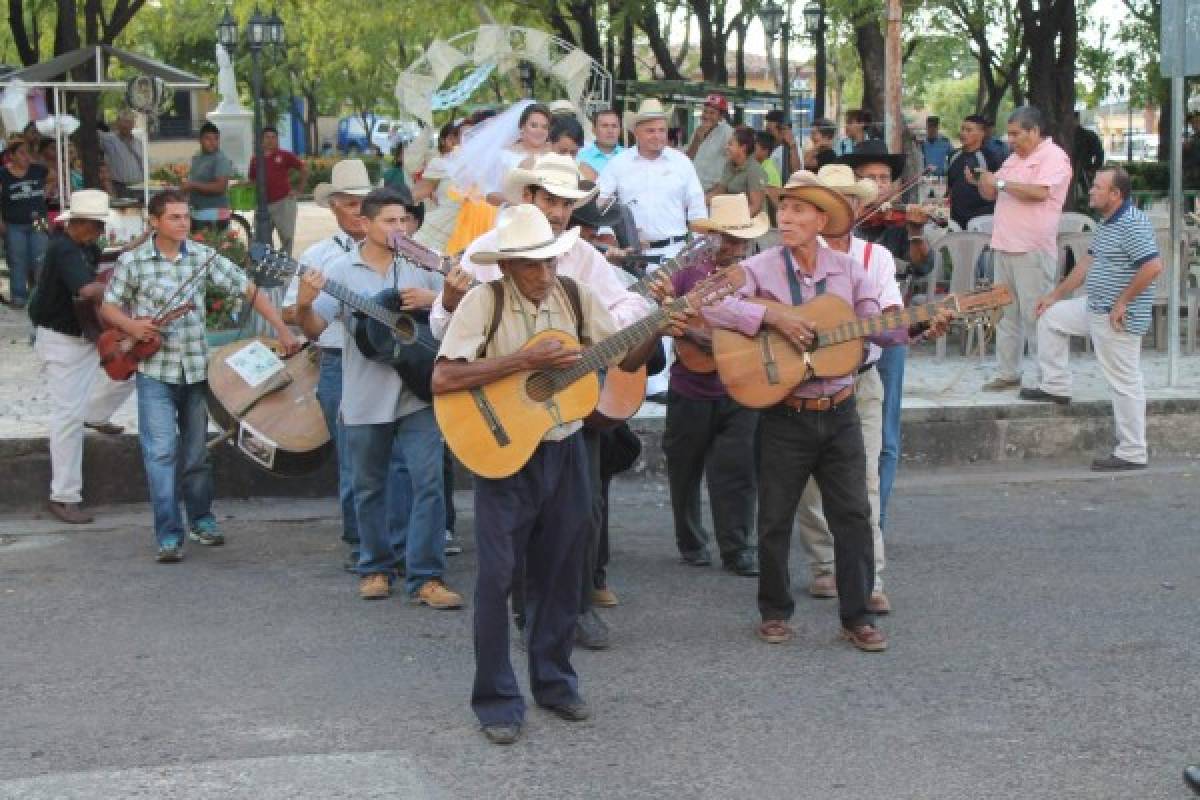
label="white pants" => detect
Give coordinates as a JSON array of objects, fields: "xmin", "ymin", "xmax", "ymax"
[
  {"xmin": 34, "ymin": 328, "xmax": 135, "ymax": 503},
  {"xmin": 796, "ymin": 366, "xmax": 886, "ymax": 592},
  {"xmin": 994, "ymin": 250, "xmax": 1055, "ymax": 386},
  {"xmin": 1036, "ymin": 296, "xmax": 1148, "ymax": 464}
]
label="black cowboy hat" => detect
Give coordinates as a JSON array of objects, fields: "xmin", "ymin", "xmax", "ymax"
[
  {"xmin": 570, "ymin": 181, "xmax": 623, "ymax": 228},
  {"xmin": 836, "ymin": 150, "xmax": 906, "ymax": 180}
]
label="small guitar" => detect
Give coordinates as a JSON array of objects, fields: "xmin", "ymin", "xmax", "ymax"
[
  {"xmin": 249, "ymin": 244, "xmax": 438, "ymax": 402},
  {"xmin": 711, "ymin": 285, "xmax": 1013, "ymax": 408},
  {"xmin": 436, "ymin": 275, "xmax": 739, "ymax": 479}
]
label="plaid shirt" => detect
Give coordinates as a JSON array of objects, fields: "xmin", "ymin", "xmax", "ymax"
[{"xmin": 104, "ymin": 236, "xmax": 248, "ymax": 384}]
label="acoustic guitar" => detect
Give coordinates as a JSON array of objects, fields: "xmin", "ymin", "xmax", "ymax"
[
  {"xmin": 391, "ymin": 231, "xmax": 720, "ymax": 426},
  {"xmin": 711, "ymin": 285, "xmax": 1013, "ymax": 408},
  {"xmin": 436, "ymin": 275, "xmax": 739, "ymax": 479},
  {"xmin": 206, "ymin": 337, "xmax": 332, "ymax": 475},
  {"xmin": 249, "ymin": 244, "xmax": 439, "ymax": 402}
]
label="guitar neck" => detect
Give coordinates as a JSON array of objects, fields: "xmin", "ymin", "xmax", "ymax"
[
  {"xmin": 292, "ymin": 261, "xmax": 402, "ymax": 328},
  {"xmin": 816, "ymin": 299, "xmax": 943, "ymax": 347},
  {"xmin": 551, "ymin": 300, "xmax": 681, "ymax": 387},
  {"xmin": 627, "ymin": 255, "xmax": 688, "ymax": 297}
]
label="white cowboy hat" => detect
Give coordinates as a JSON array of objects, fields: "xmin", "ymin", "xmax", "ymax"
[
  {"xmin": 815, "ymin": 163, "xmax": 879, "ymax": 203},
  {"xmin": 623, "ymin": 98, "xmax": 670, "ymax": 131},
  {"xmin": 501, "ymin": 153, "xmax": 598, "ymax": 206},
  {"xmin": 778, "ymin": 169, "xmax": 855, "ymax": 237},
  {"xmin": 548, "ymin": 99, "xmax": 577, "ymax": 115},
  {"xmin": 692, "ymin": 194, "xmax": 770, "ymax": 240},
  {"xmin": 472, "ymin": 204, "xmax": 581, "ymax": 265},
  {"xmin": 313, "ymin": 159, "xmax": 373, "ymax": 208},
  {"xmin": 56, "ymin": 189, "xmax": 111, "ymax": 223}
]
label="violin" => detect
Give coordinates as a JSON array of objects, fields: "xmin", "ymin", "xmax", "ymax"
[{"xmin": 859, "ymin": 201, "xmax": 950, "ymax": 228}]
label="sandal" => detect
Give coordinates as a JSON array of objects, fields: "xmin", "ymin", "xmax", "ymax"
[{"xmin": 756, "ymin": 620, "xmax": 794, "ymax": 644}]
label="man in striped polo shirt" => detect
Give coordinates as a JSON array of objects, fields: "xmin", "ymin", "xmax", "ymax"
[{"xmin": 1021, "ymin": 166, "xmax": 1162, "ymax": 471}]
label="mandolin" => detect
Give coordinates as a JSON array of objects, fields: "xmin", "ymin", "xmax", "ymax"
[
  {"xmin": 710, "ymin": 285, "xmax": 1013, "ymax": 408},
  {"xmin": 436, "ymin": 275, "xmax": 739, "ymax": 479},
  {"xmin": 249, "ymin": 244, "xmax": 438, "ymax": 402}
]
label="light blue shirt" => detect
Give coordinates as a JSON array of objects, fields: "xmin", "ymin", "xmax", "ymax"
[
  {"xmin": 922, "ymin": 135, "xmax": 953, "ymax": 176},
  {"xmin": 578, "ymin": 142, "xmax": 624, "ymax": 176}
]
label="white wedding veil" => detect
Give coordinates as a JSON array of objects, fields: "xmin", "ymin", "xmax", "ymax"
[{"xmin": 444, "ymin": 98, "xmax": 535, "ymax": 195}]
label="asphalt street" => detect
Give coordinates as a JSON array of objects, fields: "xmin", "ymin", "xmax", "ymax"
[{"xmin": 1, "ymin": 462, "xmax": 1198, "ymax": 799}]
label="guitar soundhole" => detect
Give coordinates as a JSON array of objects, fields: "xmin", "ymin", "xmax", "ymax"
[
  {"xmin": 392, "ymin": 316, "xmax": 416, "ymax": 344},
  {"xmin": 525, "ymin": 372, "xmax": 554, "ymax": 402}
]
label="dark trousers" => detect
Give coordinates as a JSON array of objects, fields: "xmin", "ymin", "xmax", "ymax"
[
  {"xmin": 443, "ymin": 449, "xmax": 456, "ymax": 532},
  {"xmin": 757, "ymin": 398, "xmax": 874, "ymax": 628},
  {"xmin": 472, "ymin": 433, "xmax": 591, "ymax": 727},
  {"xmin": 663, "ymin": 391, "xmax": 759, "ymax": 562}
]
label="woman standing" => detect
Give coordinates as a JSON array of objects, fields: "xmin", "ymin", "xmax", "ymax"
[
  {"xmin": 484, "ymin": 102, "xmax": 552, "ymax": 205},
  {"xmin": 410, "ymin": 121, "xmax": 462, "ymax": 253},
  {"xmin": 1, "ymin": 139, "xmax": 50, "ymax": 308}
]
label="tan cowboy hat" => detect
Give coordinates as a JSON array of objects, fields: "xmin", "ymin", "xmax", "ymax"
[
  {"xmin": 778, "ymin": 170, "xmax": 854, "ymax": 237},
  {"xmin": 501, "ymin": 153, "xmax": 598, "ymax": 206},
  {"xmin": 815, "ymin": 164, "xmax": 878, "ymax": 204},
  {"xmin": 623, "ymin": 98, "xmax": 670, "ymax": 131},
  {"xmin": 472, "ymin": 204, "xmax": 581, "ymax": 265},
  {"xmin": 56, "ymin": 189, "xmax": 111, "ymax": 223},
  {"xmin": 692, "ymin": 194, "xmax": 770, "ymax": 240},
  {"xmin": 548, "ymin": 99, "xmax": 578, "ymax": 116},
  {"xmin": 313, "ymin": 159, "xmax": 373, "ymax": 208}
]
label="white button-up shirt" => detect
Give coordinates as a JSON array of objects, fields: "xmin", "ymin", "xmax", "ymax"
[
  {"xmin": 429, "ymin": 229, "xmax": 653, "ymax": 340},
  {"xmin": 597, "ymin": 146, "xmax": 707, "ymax": 257},
  {"xmin": 283, "ymin": 232, "xmax": 359, "ymax": 349}
]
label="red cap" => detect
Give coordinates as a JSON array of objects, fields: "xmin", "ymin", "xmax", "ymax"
[{"xmin": 704, "ymin": 94, "xmax": 729, "ymax": 113}]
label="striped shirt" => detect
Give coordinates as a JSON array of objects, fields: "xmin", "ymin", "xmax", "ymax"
[
  {"xmin": 1085, "ymin": 201, "xmax": 1159, "ymax": 336},
  {"xmin": 104, "ymin": 236, "xmax": 248, "ymax": 384}
]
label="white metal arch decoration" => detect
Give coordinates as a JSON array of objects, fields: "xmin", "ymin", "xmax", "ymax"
[{"xmin": 395, "ymin": 24, "xmax": 612, "ymax": 126}]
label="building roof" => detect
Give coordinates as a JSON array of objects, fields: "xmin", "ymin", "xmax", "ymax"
[{"xmin": 0, "ymin": 45, "xmax": 207, "ymax": 89}]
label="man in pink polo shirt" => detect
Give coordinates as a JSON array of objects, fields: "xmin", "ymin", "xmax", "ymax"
[{"xmin": 966, "ymin": 106, "xmax": 1072, "ymax": 391}]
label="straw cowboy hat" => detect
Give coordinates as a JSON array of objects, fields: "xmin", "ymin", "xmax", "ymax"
[
  {"xmin": 472, "ymin": 204, "xmax": 581, "ymax": 265},
  {"xmin": 778, "ymin": 169, "xmax": 855, "ymax": 237},
  {"xmin": 623, "ymin": 98, "xmax": 670, "ymax": 131},
  {"xmin": 692, "ymin": 194, "xmax": 770, "ymax": 240},
  {"xmin": 814, "ymin": 164, "xmax": 879, "ymax": 204},
  {"xmin": 313, "ymin": 159, "xmax": 373, "ymax": 208},
  {"xmin": 56, "ymin": 189, "xmax": 111, "ymax": 223},
  {"xmin": 501, "ymin": 153, "xmax": 598, "ymax": 206}
]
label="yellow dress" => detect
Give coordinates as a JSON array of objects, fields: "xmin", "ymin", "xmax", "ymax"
[{"xmin": 444, "ymin": 185, "xmax": 497, "ymax": 256}]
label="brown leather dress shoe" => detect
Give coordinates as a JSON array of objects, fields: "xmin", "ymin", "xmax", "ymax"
[
  {"xmin": 592, "ymin": 587, "xmax": 619, "ymax": 608},
  {"xmin": 808, "ymin": 574, "xmax": 838, "ymax": 598},
  {"xmin": 867, "ymin": 591, "xmax": 892, "ymax": 614},
  {"xmin": 841, "ymin": 623, "xmax": 888, "ymax": 652},
  {"xmin": 47, "ymin": 500, "xmax": 94, "ymax": 525}
]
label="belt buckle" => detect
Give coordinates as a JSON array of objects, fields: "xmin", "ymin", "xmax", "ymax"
[{"xmin": 813, "ymin": 396, "xmax": 832, "ymax": 411}]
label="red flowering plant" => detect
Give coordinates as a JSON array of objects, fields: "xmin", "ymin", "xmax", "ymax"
[{"xmin": 191, "ymin": 227, "xmax": 249, "ymax": 330}]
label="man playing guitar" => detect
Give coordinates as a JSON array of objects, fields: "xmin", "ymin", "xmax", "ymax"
[
  {"xmin": 100, "ymin": 189, "xmax": 299, "ymax": 561},
  {"xmin": 703, "ymin": 171, "xmax": 951, "ymax": 652}
]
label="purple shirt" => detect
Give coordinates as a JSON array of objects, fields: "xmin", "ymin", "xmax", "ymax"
[
  {"xmin": 669, "ymin": 256, "xmax": 727, "ymax": 399},
  {"xmin": 703, "ymin": 244, "xmax": 907, "ymax": 399}
]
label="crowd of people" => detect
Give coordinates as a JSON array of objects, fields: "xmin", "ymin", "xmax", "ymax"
[{"xmin": 18, "ymin": 93, "xmax": 1167, "ymax": 748}]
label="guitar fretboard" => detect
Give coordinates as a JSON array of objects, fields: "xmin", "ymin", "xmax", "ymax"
[
  {"xmin": 626, "ymin": 238, "xmax": 716, "ymax": 297},
  {"xmin": 548, "ymin": 297, "xmax": 687, "ymax": 389},
  {"xmin": 282, "ymin": 257, "xmax": 402, "ymax": 328},
  {"xmin": 815, "ymin": 300, "xmax": 943, "ymax": 347}
]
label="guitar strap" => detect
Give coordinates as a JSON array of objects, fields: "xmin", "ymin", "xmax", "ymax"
[
  {"xmin": 783, "ymin": 247, "xmax": 825, "ymax": 304},
  {"xmin": 479, "ymin": 276, "xmax": 585, "ymax": 359}
]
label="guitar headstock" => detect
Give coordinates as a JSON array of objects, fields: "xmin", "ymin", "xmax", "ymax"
[
  {"xmin": 247, "ymin": 243, "xmax": 296, "ymax": 287},
  {"xmin": 673, "ymin": 234, "xmax": 721, "ymax": 267},
  {"xmin": 678, "ymin": 269, "xmax": 742, "ymax": 311},
  {"xmin": 389, "ymin": 232, "xmax": 447, "ymax": 273},
  {"xmin": 942, "ymin": 283, "xmax": 1013, "ymax": 316}
]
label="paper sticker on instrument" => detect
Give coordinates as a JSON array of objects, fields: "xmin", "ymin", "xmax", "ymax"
[
  {"xmin": 236, "ymin": 420, "xmax": 277, "ymax": 470},
  {"xmin": 225, "ymin": 340, "xmax": 285, "ymax": 388}
]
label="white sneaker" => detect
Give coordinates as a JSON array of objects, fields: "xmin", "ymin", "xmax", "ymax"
[{"xmin": 445, "ymin": 530, "xmax": 462, "ymax": 556}]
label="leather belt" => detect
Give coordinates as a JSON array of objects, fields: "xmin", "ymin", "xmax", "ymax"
[
  {"xmin": 645, "ymin": 234, "xmax": 688, "ymax": 249},
  {"xmin": 780, "ymin": 385, "xmax": 855, "ymax": 412}
]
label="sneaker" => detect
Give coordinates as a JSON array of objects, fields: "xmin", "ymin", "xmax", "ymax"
[
  {"xmin": 156, "ymin": 543, "xmax": 183, "ymax": 563},
  {"xmin": 840, "ymin": 623, "xmax": 888, "ymax": 652},
  {"xmin": 188, "ymin": 517, "xmax": 224, "ymax": 546},
  {"xmin": 482, "ymin": 724, "xmax": 522, "ymax": 745},
  {"xmin": 359, "ymin": 574, "xmax": 391, "ymax": 599},
  {"xmin": 1091, "ymin": 454, "xmax": 1148, "ymax": 472},
  {"xmin": 592, "ymin": 587, "xmax": 619, "ymax": 608},
  {"xmin": 411, "ymin": 579, "xmax": 463, "ymax": 609},
  {"xmin": 982, "ymin": 376, "xmax": 1021, "ymax": 392},
  {"xmin": 1018, "ymin": 387, "xmax": 1070, "ymax": 405},
  {"xmin": 444, "ymin": 530, "xmax": 463, "ymax": 556},
  {"xmin": 808, "ymin": 573, "xmax": 838, "ymax": 598}
]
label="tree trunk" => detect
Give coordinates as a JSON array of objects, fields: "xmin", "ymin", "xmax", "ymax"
[
  {"xmin": 734, "ymin": 15, "xmax": 748, "ymax": 90},
  {"xmin": 1017, "ymin": 0, "xmax": 1076, "ymax": 147},
  {"xmin": 618, "ymin": 12, "xmax": 637, "ymax": 81},
  {"xmin": 567, "ymin": 0, "xmax": 604, "ymax": 64},
  {"xmin": 638, "ymin": 5, "xmax": 684, "ymax": 81},
  {"xmin": 853, "ymin": 8, "xmax": 886, "ymax": 124},
  {"xmin": 8, "ymin": 0, "xmax": 41, "ymax": 65}
]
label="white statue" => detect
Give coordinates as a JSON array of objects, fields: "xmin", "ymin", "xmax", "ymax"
[{"xmin": 215, "ymin": 44, "xmax": 244, "ymax": 113}]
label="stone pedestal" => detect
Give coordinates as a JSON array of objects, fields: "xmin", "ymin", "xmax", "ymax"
[{"xmin": 205, "ymin": 108, "xmax": 254, "ymax": 176}]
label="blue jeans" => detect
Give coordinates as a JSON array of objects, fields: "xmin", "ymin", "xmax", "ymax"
[
  {"xmin": 344, "ymin": 407, "xmax": 446, "ymax": 594},
  {"xmin": 4, "ymin": 222, "xmax": 47, "ymax": 304},
  {"xmin": 135, "ymin": 373, "xmax": 214, "ymax": 547},
  {"xmin": 876, "ymin": 345, "xmax": 906, "ymax": 531},
  {"xmin": 316, "ymin": 349, "xmax": 359, "ymax": 548}
]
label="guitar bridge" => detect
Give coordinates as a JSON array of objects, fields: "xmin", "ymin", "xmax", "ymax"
[
  {"xmin": 759, "ymin": 333, "xmax": 780, "ymax": 385},
  {"xmin": 471, "ymin": 388, "xmax": 511, "ymax": 447}
]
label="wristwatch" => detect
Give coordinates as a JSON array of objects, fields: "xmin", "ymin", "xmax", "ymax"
[{"xmin": 995, "ymin": 179, "xmax": 1007, "ymax": 192}]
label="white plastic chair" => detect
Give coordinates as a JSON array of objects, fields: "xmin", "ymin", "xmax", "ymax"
[
  {"xmin": 1058, "ymin": 212, "xmax": 1096, "ymax": 233},
  {"xmin": 929, "ymin": 231, "xmax": 992, "ymax": 360},
  {"xmin": 966, "ymin": 214, "xmax": 993, "ymax": 233}
]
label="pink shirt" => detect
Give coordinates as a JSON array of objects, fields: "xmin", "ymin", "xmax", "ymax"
[
  {"xmin": 990, "ymin": 137, "xmax": 1072, "ymax": 255},
  {"xmin": 703, "ymin": 245, "xmax": 907, "ymax": 399}
]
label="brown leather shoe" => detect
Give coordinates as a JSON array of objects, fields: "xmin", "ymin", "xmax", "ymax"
[
  {"xmin": 867, "ymin": 591, "xmax": 891, "ymax": 614},
  {"xmin": 592, "ymin": 587, "xmax": 619, "ymax": 608},
  {"xmin": 84, "ymin": 422, "xmax": 125, "ymax": 435},
  {"xmin": 412, "ymin": 579, "xmax": 463, "ymax": 609},
  {"xmin": 358, "ymin": 574, "xmax": 391, "ymax": 600},
  {"xmin": 841, "ymin": 623, "xmax": 888, "ymax": 652},
  {"xmin": 47, "ymin": 500, "xmax": 94, "ymax": 525},
  {"xmin": 756, "ymin": 620, "xmax": 795, "ymax": 644},
  {"xmin": 808, "ymin": 573, "xmax": 838, "ymax": 598}
]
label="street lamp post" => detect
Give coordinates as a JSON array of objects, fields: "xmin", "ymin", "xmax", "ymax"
[
  {"xmin": 518, "ymin": 61, "xmax": 535, "ymax": 98},
  {"xmin": 758, "ymin": 0, "xmax": 790, "ymax": 175},
  {"xmin": 218, "ymin": 7, "xmax": 285, "ymax": 246},
  {"xmin": 803, "ymin": 0, "xmax": 827, "ymax": 121}
]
